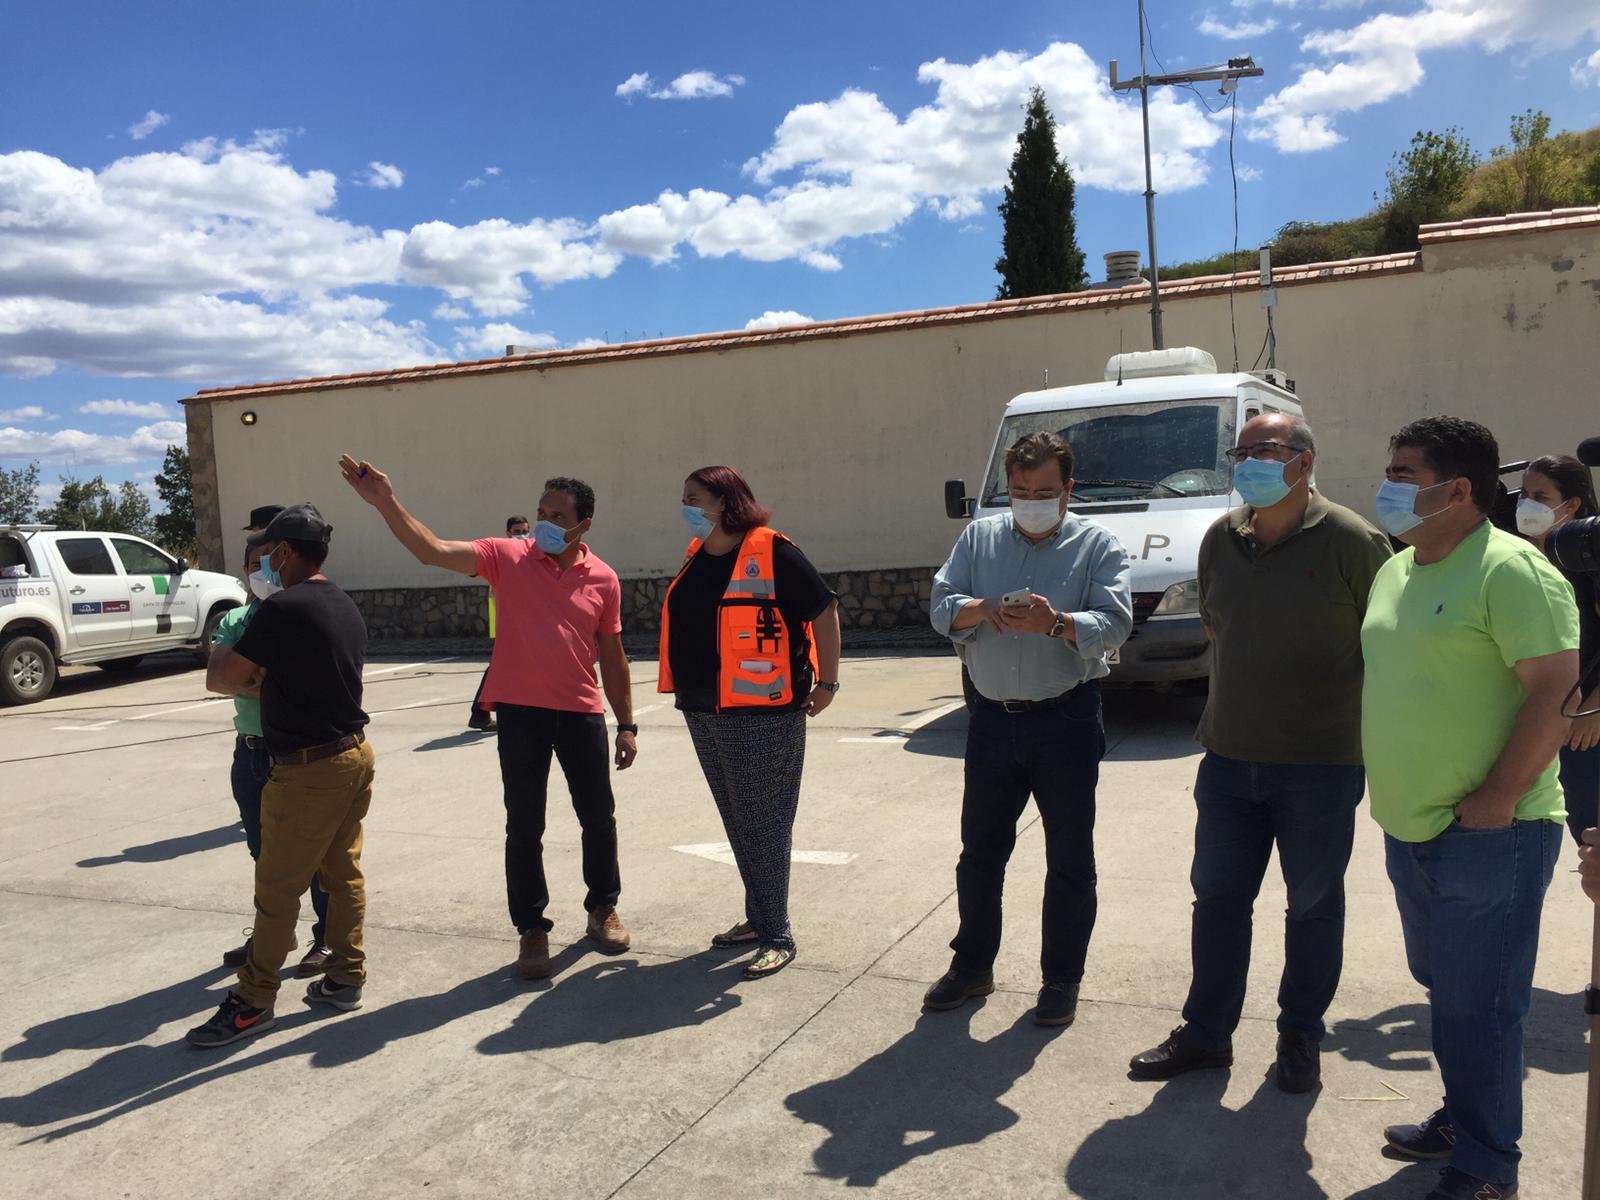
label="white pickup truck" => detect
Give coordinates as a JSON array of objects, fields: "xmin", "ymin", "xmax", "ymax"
[{"xmin": 0, "ymin": 525, "xmax": 247, "ymax": 704}]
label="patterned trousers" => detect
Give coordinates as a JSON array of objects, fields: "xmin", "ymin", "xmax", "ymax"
[{"xmin": 683, "ymin": 709, "xmax": 808, "ymax": 950}]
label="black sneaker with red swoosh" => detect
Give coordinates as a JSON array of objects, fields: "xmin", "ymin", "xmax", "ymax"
[{"xmin": 185, "ymin": 990, "xmax": 276, "ymax": 1048}]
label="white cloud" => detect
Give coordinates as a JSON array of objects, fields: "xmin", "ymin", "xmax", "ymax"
[
  {"xmin": 485, "ymin": 166, "xmax": 502, "ymax": 176},
  {"xmin": 743, "ymin": 311, "xmax": 813, "ymax": 331},
  {"xmin": 432, "ymin": 301, "xmax": 470, "ymax": 320},
  {"xmin": 1251, "ymin": 1, "xmax": 1600, "ymax": 152},
  {"xmin": 1235, "ymin": 163, "xmax": 1265, "ymax": 182},
  {"xmin": 454, "ymin": 322, "xmax": 559, "ymax": 357},
  {"xmin": 0, "ymin": 405, "xmax": 49, "ymax": 422},
  {"xmin": 400, "ymin": 218, "xmax": 621, "ymax": 315},
  {"xmin": 79, "ymin": 399, "xmax": 172, "ymax": 418},
  {"xmin": 127, "ymin": 110, "xmax": 170, "ymax": 141},
  {"xmin": 360, "ymin": 161, "xmax": 404, "ymax": 189},
  {"xmin": 1575, "ymin": 47, "xmax": 1600, "ymax": 86},
  {"xmin": 1198, "ymin": 13, "xmax": 1278, "ymax": 37},
  {"xmin": 0, "ymin": 419, "xmax": 186, "ymax": 464},
  {"xmin": 616, "ymin": 70, "xmax": 746, "ymax": 101},
  {"xmin": 599, "ymin": 43, "xmax": 1220, "ymax": 271}
]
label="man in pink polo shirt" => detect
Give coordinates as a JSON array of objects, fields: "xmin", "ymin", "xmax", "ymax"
[{"xmin": 340, "ymin": 456, "xmax": 637, "ymax": 980}]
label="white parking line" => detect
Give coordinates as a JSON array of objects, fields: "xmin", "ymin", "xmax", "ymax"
[
  {"xmin": 127, "ymin": 699, "xmax": 225, "ymax": 721},
  {"xmin": 363, "ymin": 657, "xmax": 458, "ymax": 678},
  {"xmin": 51, "ymin": 721, "xmax": 119, "ymax": 732},
  {"xmin": 839, "ymin": 699, "xmax": 966, "ymax": 745},
  {"xmin": 383, "ymin": 697, "xmax": 444, "ymax": 712}
]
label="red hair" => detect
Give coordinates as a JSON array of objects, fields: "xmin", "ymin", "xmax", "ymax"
[{"xmin": 689, "ymin": 465, "xmax": 771, "ymax": 533}]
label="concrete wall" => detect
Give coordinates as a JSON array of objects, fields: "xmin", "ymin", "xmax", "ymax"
[{"xmin": 186, "ymin": 223, "xmax": 1600, "ymax": 605}]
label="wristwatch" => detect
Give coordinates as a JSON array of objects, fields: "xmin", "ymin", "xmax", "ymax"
[
  {"xmin": 816, "ymin": 681, "xmax": 841, "ymax": 694},
  {"xmin": 1048, "ymin": 611, "xmax": 1068, "ymax": 639},
  {"xmin": 616, "ymin": 723, "xmax": 639, "ymax": 735}
]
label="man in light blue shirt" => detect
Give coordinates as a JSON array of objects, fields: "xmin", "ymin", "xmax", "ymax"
[{"xmin": 926, "ymin": 431, "xmax": 1132, "ymax": 1027}]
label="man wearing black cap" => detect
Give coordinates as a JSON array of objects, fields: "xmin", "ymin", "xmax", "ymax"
[
  {"xmin": 189, "ymin": 503, "xmax": 375, "ymax": 1047},
  {"xmin": 209, "ymin": 504, "xmax": 332, "ymax": 976}
]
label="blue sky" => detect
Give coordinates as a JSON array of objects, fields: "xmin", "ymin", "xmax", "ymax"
[{"xmin": 3, "ymin": 0, "xmax": 1599, "ymax": 508}]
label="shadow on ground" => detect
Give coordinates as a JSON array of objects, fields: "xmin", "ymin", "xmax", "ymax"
[
  {"xmin": 0, "ymin": 944, "xmax": 593, "ymax": 1140},
  {"xmin": 476, "ymin": 952, "xmax": 745, "ymax": 1053},
  {"xmin": 1325, "ymin": 990, "xmax": 1586, "ymax": 1078},
  {"xmin": 784, "ymin": 1003, "xmax": 1063, "ymax": 1187},
  {"xmin": 77, "ymin": 824, "xmax": 242, "ymax": 868},
  {"xmin": 1066, "ymin": 1070, "xmax": 1324, "ymax": 1199}
]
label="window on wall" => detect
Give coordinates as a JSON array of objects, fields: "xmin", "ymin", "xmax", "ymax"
[
  {"xmin": 112, "ymin": 538, "xmax": 174, "ymax": 576},
  {"xmin": 56, "ymin": 537, "xmax": 117, "ymax": 576}
]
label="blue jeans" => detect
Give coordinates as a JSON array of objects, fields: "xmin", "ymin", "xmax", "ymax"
[
  {"xmin": 1560, "ymin": 741, "xmax": 1600, "ymax": 845},
  {"xmin": 1385, "ymin": 819, "xmax": 1561, "ymax": 1188},
  {"xmin": 231, "ymin": 736, "xmax": 328, "ymax": 944},
  {"xmin": 951, "ymin": 686, "xmax": 1106, "ymax": 984},
  {"xmin": 1181, "ymin": 753, "xmax": 1365, "ymax": 1044}
]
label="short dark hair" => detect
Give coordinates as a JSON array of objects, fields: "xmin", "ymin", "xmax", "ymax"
[
  {"xmin": 688, "ymin": 466, "xmax": 772, "ymax": 533},
  {"xmin": 506, "ymin": 514, "xmax": 530, "ymax": 532},
  {"xmin": 1004, "ymin": 431, "xmax": 1075, "ymax": 484},
  {"xmin": 542, "ymin": 477, "xmax": 595, "ymax": 521},
  {"xmin": 1526, "ymin": 454, "xmax": 1599, "ymax": 519},
  {"xmin": 282, "ymin": 537, "xmax": 330, "ymax": 568},
  {"xmin": 1389, "ymin": 416, "xmax": 1500, "ymax": 513}
]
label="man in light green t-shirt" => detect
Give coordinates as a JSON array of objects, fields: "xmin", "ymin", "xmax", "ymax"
[{"xmin": 1360, "ymin": 417, "xmax": 1578, "ymax": 1200}]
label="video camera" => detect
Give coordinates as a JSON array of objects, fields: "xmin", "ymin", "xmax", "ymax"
[{"xmin": 1493, "ymin": 435, "xmax": 1600, "ymax": 576}]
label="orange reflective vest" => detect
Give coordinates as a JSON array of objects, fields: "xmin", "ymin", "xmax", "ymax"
[{"xmin": 657, "ymin": 526, "xmax": 818, "ymax": 709}]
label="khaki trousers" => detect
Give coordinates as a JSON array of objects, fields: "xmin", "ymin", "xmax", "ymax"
[{"xmin": 236, "ymin": 741, "xmax": 375, "ymax": 1007}]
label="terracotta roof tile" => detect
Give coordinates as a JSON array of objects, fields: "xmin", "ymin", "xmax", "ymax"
[
  {"xmin": 183, "ymin": 246, "xmax": 1444, "ymax": 404},
  {"xmin": 1417, "ymin": 205, "xmax": 1600, "ymax": 244}
]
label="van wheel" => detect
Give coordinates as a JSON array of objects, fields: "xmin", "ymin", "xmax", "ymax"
[
  {"xmin": 97, "ymin": 656, "xmax": 146, "ymax": 673},
  {"xmin": 1, "ymin": 636, "xmax": 57, "ymax": 705}
]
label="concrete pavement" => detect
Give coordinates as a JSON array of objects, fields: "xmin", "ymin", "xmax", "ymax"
[{"xmin": 0, "ymin": 651, "xmax": 1589, "ymax": 1198}]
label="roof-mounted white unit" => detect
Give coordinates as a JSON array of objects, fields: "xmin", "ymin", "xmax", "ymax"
[{"xmin": 1103, "ymin": 347, "xmax": 1218, "ymax": 382}]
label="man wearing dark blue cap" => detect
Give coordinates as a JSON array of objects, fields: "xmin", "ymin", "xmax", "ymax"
[{"xmin": 190, "ymin": 503, "xmax": 375, "ymax": 1047}]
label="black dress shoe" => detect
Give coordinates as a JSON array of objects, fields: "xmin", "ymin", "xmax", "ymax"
[
  {"xmin": 1034, "ymin": 980, "xmax": 1079, "ymax": 1027},
  {"xmin": 922, "ymin": 969, "xmax": 994, "ymax": 1011},
  {"xmin": 1128, "ymin": 1024, "xmax": 1233, "ymax": 1080},
  {"xmin": 1275, "ymin": 1030, "xmax": 1320, "ymax": 1093}
]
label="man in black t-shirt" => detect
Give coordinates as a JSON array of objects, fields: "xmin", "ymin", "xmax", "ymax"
[{"xmin": 189, "ymin": 503, "xmax": 377, "ymax": 1047}]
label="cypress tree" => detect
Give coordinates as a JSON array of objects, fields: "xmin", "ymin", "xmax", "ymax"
[{"xmin": 995, "ymin": 87, "xmax": 1087, "ymax": 299}]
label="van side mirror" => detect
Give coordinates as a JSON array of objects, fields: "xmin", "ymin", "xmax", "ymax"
[
  {"xmin": 944, "ymin": 480, "xmax": 975, "ymax": 520},
  {"xmin": 174, "ymin": 557, "xmax": 189, "ymax": 574}
]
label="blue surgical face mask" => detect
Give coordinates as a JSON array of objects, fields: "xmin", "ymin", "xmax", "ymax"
[
  {"xmin": 1232, "ymin": 453, "xmax": 1300, "ymax": 509},
  {"xmin": 682, "ymin": 505, "xmax": 717, "ymax": 540},
  {"xmin": 532, "ymin": 520, "xmax": 569, "ymax": 555},
  {"xmin": 1374, "ymin": 477, "xmax": 1457, "ymax": 537},
  {"xmin": 248, "ymin": 546, "xmax": 282, "ymax": 600}
]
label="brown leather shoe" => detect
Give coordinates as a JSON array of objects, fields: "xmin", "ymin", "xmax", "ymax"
[
  {"xmin": 586, "ymin": 906, "xmax": 630, "ymax": 954},
  {"xmin": 516, "ymin": 929, "xmax": 550, "ymax": 980},
  {"xmin": 295, "ymin": 943, "xmax": 332, "ymax": 978}
]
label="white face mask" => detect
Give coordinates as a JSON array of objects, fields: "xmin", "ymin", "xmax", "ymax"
[
  {"xmin": 1011, "ymin": 497, "xmax": 1064, "ymax": 535},
  {"xmin": 247, "ymin": 564, "xmax": 281, "ymax": 600},
  {"xmin": 1515, "ymin": 497, "xmax": 1560, "ymax": 536}
]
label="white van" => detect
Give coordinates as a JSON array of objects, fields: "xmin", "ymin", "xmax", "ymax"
[
  {"xmin": 0, "ymin": 525, "xmax": 247, "ymax": 704},
  {"xmin": 944, "ymin": 348, "xmax": 1303, "ymax": 684}
]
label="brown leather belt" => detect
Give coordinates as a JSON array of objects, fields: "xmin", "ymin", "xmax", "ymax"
[{"xmin": 272, "ymin": 730, "xmax": 365, "ymax": 767}]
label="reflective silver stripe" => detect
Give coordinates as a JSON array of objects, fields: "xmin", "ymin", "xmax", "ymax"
[
  {"xmin": 730, "ymin": 674, "xmax": 787, "ymax": 697},
  {"xmin": 724, "ymin": 579, "xmax": 775, "ymax": 597}
]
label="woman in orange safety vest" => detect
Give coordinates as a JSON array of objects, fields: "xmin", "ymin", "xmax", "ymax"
[{"xmin": 658, "ymin": 465, "xmax": 841, "ymax": 979}]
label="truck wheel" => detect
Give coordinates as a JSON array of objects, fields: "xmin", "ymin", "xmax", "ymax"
[
  {"xmin": 1, "ymin": 636, "xmax": 57, "ymax": 705},
  {"xmin": 97, "ymin": 656, "xmax": 146, "ymax": 673},
  {"xmin": 195, "ymin": 607, "xmax": 229, "ymax": 660}
]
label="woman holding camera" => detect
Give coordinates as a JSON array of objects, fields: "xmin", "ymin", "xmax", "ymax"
[
  {"xmin": 1518, "ymin": 453, "xmax": 1600, "ymax": 842},
  {"xmin": 658, "ymin": 466, "xmax": 842, "ymax": 979}
]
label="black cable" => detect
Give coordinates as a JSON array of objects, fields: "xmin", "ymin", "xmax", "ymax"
[{"xmin": 1249, "ymin": 323, "xmax": 1271, "ymax": 371}]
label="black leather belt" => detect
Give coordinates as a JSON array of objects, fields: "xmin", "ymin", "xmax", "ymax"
[
  {"xmin": 972, "ymin": 686, "xmax": 1082, "ymax": 714},
  {"xmin": 272, "ymin": 730, "xmax": 365, "ymax": 766}
]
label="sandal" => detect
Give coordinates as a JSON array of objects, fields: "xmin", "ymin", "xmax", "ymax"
[
  {"xmin": 711, "ymin": 920, "xmax": 759, "ymax": 949},
  {"xmin": 742, "ymin": 945, "xmax": 796, "ymax": 980}
]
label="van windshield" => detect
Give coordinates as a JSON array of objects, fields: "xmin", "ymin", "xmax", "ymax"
[{"xmin": 982, "ymin": 397, "xmax": 1236, "ymax": 505}]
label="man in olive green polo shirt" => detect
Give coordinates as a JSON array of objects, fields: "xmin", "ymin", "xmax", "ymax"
[
  {"xmin": 211, "ymin": 530, "xmax": 330, "ymax": 977},
  {"xmin": 1362, "ymin": 416, "xmax": 1576, "ymax": 1200},
  {"xmin": 1130, "ymin": 413, "xmax": 1391, "ymax": 1094}
]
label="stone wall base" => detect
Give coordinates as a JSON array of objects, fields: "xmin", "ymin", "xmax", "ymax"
[{"xmin": 349, "ymin": 565, "xmax": 935, "ymax": 640}]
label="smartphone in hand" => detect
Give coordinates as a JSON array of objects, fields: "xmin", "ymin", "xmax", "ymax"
[{"xmin": 1001, "ymin": 588, "xmax": 1032, "ymax": 608}]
